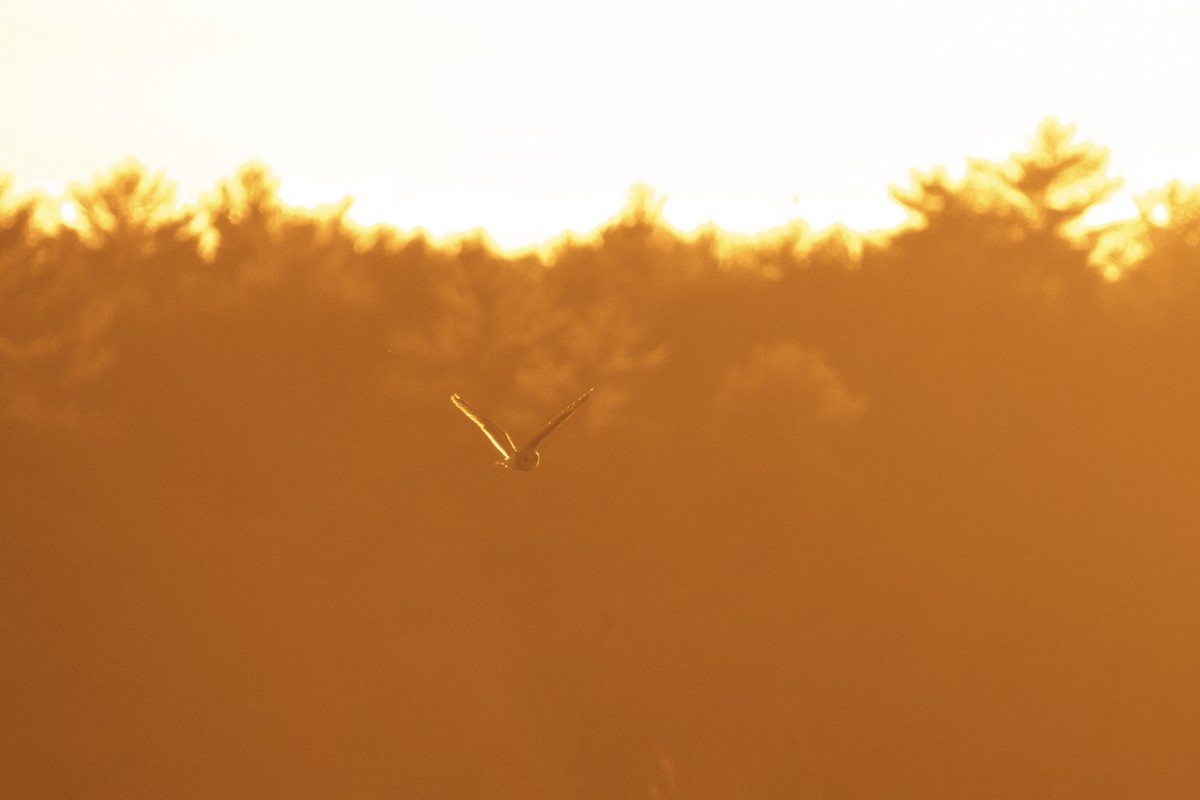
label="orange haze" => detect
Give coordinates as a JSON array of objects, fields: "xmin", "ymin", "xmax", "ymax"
[{"xmin": 3, "ymin": 121, "xmax": 1199, "ymax": 798}]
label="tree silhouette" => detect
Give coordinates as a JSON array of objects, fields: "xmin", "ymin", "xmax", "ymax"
[
  {"xmin": 5, "ymin": 121, "xmax": 1200, "ymax": 800},
  {"xmin": 68, "ymin": 160, "xmax": 195, "ymax": 256},
  {"xmin": 1123, "ymin": 180, "xmax": 1200, "ymax": 319}
]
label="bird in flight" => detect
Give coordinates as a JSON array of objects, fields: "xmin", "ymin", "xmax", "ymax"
[{"xmin": 451, "ymin": 388, "xmax": 594, "ymax": 471}]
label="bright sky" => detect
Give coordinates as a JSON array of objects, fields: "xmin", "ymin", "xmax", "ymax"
[{"xmin": 2, "ymin": 0, "xmax": 1197, "ymax": 248}]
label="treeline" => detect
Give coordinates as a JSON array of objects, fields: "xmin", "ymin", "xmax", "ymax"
[{"xmin": 3, "ymin": 120, "xmax": 1200, "ymax": 798}]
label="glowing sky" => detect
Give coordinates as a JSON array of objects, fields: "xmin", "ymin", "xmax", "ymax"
[{"xmin": 2, "ymin": 0, "xmax": 1197, "ymax": 247}]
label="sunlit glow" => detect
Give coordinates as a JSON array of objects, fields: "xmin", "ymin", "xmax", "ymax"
[
  {"xmin": 270, "ymin": 180, "xmax": 1154, "ymax": 251},
  {"xmin": 6, "ymin": 3, "xmax": 1200, "ymax": 797},
  {"xmin": 277, "ymin": 181, "xmax": 630, "ymax": 250},
  {"xmin": 1081, "ymin": 197, "xmax": 1139, "ymax": 228},
  {"xmin": 2, "ymin": 0, "xmax": 1198, "ymax": 247}
]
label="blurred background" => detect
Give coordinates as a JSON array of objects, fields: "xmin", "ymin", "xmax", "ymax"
[
  {"xmin": 5, "ymin": 0, "xmax": 1200, "ymax": 795},
  {"xmin": 3, "ymin": 122, "xmax": 1200, "ymax": 797}
]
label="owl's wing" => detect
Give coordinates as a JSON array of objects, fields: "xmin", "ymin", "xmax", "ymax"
[
  {"xmin": 522, "ymin": 388, "xmax": 594, "ymax": 451},
  {"xmin": 451, "ymin": 394, "xmax": 515, "ymax": 457}
]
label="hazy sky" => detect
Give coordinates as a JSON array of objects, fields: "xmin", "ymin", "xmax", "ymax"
[{"xmin": 2, "ymin": 0, "xmax": 1197, "ymax": 247}]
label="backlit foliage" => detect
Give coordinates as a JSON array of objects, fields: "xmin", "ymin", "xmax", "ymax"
[{"xmin": 4, "ymin": 122, "xmax": 1200, "ymax": 799}]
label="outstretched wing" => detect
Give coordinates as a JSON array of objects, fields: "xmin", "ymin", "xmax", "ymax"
[
  {"xmin": 451, "ymin": 394, "xmax": 515, "ymax": 457},
  {"xmin": 522, "ymin": 388, "xmax": 594, "ymax": 451}
]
